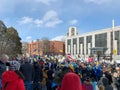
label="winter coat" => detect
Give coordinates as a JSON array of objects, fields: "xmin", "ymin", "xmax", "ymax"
[
  {"xmin": 0, "ymin": 61, "xmax": 6, "ymax": 79},
  {"xmin": 33, "ymin": 62, "xmax": 43, "ymax": 82},
  {"xmin": 2, "ymin": 71, "xmax": 25, "ymax": 90},
  {"xmin": 92, "ymin": 81, "xmax": 98, "ymax": 90},
  {"xmin": 46, "ymin": 69, "xmax": 54, "ymax": 90},
  {"xmin": 20, "ymin": 62, "xmax": 34, "ymax": 82},
  {"xmin": 83, "ymin": 81, "xmax": 93, "ymax": 90},
  {"xmin": 101, "ymin": 76, "xmax": 113, "ymax": 90},
  {"xmin": 42, "ymin": 69, "xmax": 48, "ymax": 85},
  {"xmin": 104, "ymin": 72, "xmax": 113, "ymax": 85}
]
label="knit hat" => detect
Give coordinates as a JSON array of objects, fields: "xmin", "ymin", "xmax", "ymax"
[
  {"xmin": 8, "ymin": 61, "xmax": 20, "ymax": 71},
  {"xmin": 60, "ymin": 72, "xmax": 83, "ymax": 90}
]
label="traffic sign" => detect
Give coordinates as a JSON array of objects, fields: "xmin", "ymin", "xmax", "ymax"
[{"xmin": 113, "ymin": 49, "xmax": 117, "ymax": 54}]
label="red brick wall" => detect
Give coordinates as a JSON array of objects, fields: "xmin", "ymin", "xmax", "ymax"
[{"xmin": 27, "ymin": 40, "xmax": 65, "ymax": 56}]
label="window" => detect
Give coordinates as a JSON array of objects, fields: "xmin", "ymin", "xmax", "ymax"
[
  {"xmin": 95, "ymin": 33, "xmax": 107, "ymax": 48},
  {"xmin": 71, "ymin": 28, "xmax": 75, "ymax": 36}
]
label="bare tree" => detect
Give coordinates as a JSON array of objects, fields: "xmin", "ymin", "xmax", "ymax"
[{"xmin": 41, "ymin": 37, "xmax": 50, "ymax": 55}]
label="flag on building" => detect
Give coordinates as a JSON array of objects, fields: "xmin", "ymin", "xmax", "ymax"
[
  {"xmin": 67, "ymin": 54, "xmax": 73, "ymax": 61},
  {"xmin": 34, "ymin": 49, "xmax": 37, "ymax": 52},
  {"xmin": 59, "ymin": 50, "xmax": 63, "ymax": 53}
]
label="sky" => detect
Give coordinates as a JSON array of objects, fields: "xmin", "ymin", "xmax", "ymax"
[{"xmin": 0, "ymin": 0, "xmax": 120, "ymax": 42}]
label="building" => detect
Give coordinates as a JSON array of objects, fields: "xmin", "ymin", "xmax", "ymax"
[
  {"xmin": 27, "ymin": 40, "xmax": 65, "ymax": 56},
  {"xmin": 65, "ymin": 22, "xmax": 120, "ymax": 60},
  {"xmin": 50, "ymin": 41, "xmax": 65, "ymax": 55},
  {"xmin": 22, "ymin": 42, "xmax": 28, "ymax": 55},
  {"xmin": 27, "ymin": 40, "xmax": 43, "ymax": 56}
]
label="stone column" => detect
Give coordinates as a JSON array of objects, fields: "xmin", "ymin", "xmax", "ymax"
[
  {"xmin": 92, "ymin": 34, "xmax": 95, "ymax": 48},
  {"xmin": 106, "ymin": 32, "xmax": 111, "ymax": 55},
  {"xmin": 88, "ymin": 43, "xmax": 91, "ymax": 55},
  {"xmin": 84, "ymin": 36, "xmax": 86, "ymax": 56},
  {"xmin": 71, "ymin": 39, "xmax": 73, "ymax": 56},
  {"xmin": 77, "ymin": 37, "xmax": 79, "ymax": 55},
  {"xmin": 65, "ymin": 39, "xmax": 68, "ymax": 54},
  {"xmin": 74, "ymin": 44, "xmax": 76, "ymax": 55},
  {"xmin": 80, "ymin": 44, "xmax": 83, "ymax": 56}
]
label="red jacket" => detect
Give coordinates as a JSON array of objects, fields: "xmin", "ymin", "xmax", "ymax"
[{"xmin": 2, "ymin": 71, "xmax": 25, "ymax": 90}]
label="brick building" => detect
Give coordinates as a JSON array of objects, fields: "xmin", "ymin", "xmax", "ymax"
[{"xmin": 27, "ymin": 40, "xmax": 65, "ymax": 56}]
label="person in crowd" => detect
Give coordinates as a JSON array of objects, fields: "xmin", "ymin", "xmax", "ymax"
[
  {"xmin": 104, "ymin": 71, "xmax": 113, "ymax": 85},
  {"xmin": 46, "ymin": 68, "xmax": 55, "ymax": 90},
  {"xmin": 57, "ymin": 72, "xmax": 83, "ymax": 90},
  {"xmin": 41, "ymin": 67, "xmax": 48, "ymax": 90},
  {"xmin": 91, "ymin": 77, "xmax": 98, "ymax": 90},
  {"xmin": 0, "ymin": 54, "xmax": 9, "ymax": 89},
  {"xmin": 33, "ymin": 61, "xmax": 43, "ymax": 90},
  {"xmin": 98, "ymin": 74, "xmax": 113, "ymax": 90},
  {"xmin": 98, "ymin": 85, "xmax": 104, "ymax": 90},
  {"xmin": 93, "ymin": 65, "xmax": 103, "ymax": 81},
  {"xmin": 54, "ymin": 66, "xmax": 70, "ymax": 88},
  {"xmin": 113, "ymin": 72, "xmax": 120, "ymax": 90},
  {"xmin": 20, "ymin": 58, "xmax": 34, "ymax": 90},
  {"xmin": 83, "ymin": 77, "xmax": 93, "ymax": 90},
  {"xmin": 2, "ymin": 60, "xmax": 25, "ymax": 90}
]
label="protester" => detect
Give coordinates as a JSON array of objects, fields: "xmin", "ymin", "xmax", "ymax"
[
  {"xmin": 0, "ymin": 54, "xmax": 9, "ymax": 89},
  {"xmin": 98, "ymin": 74, "xmax": 113, "ymax": 90},
  {"xmin": 98, "ymin": 85, "xmax": 104, "ymax": 90},
  {"xmin": 2, "ymin": 61, "xmax": 25, "ymax": 90},
  {"xmin": 33, "ymin": 61, "xmax": 43, "ymax": 90},
  {"xmin": 46, "ymin": 68, "xmax": 55, "ymax": 90},
  {"xmin": 41, "ymin": 67, "xmax": 48, "ymax": 90},
  {"xmin": 91, "ymin": 78, "xmax": 98, "ymax": 90},
  {"xmin": 83, "ymin": 77, "xmax": 93, "ymax": 90},
  {"xmin": 54, "ymin": 66, "xmax": 70, "ymax": 87},
  {"xmin": 58, "ymin": 72, "xmax": 83, "ymax": 90},
  {"xmin": 20, "ymin": 58, "xmax": 34, "ymax": 90}
]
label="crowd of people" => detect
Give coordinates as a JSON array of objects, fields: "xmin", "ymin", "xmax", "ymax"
[{"xmin": 0, "ymin": 54, "xmax": 120, "ymax": 90}]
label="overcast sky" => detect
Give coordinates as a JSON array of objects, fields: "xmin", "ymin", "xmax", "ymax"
[{"xmin": 0, "ymin": 0, "xmax": 120, "ymax": 42}]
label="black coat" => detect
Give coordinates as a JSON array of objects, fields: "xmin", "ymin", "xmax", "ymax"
[
  {"xmin": 20, "ymin": 62, "xmax": 34, "ymax": 82},
  {"xmin": 33, "ymin": 62, "xmax": 43, "ymax": 82},
  {"xmin": 0, "ymin": 61, "xmax": 6, "ymax": 78}
]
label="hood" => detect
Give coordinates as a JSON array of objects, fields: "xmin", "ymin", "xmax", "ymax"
[
  {"xmin": 102, "ymin": 77, "xmax": 109, "ymax": 86},
  {"xmin": 2, "ymin": 71, "xmax": 19, "ymax": 83},
  {"xmin": 60, "ymin": 72, "xmax": 82, "ymax": 90}
]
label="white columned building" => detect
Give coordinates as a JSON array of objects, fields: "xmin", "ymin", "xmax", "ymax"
[{"xmin": 66, "ymin": 23, "xmax": 120, "ymax": 60}]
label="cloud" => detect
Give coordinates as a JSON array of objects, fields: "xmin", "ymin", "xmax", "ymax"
[
  {"xmin": 34, "ymin": 19, "xmax": 43, "ymax": 27},
  {"xmin": 45, "ymin": 19, "xmax": 62, "ymax": 27},
  {"xmin": 84, "ymin": 0, "xmax": 112, "ymax": 5},
  {"xmin": 43, "ymin": 10, "xmax": 63, "ymax": 27},
  {"xmin": 26, "ymin": 36, "xmax": 32, "ymax": 42},
  {"xmin": 18, "ymin": 10, "xmax": 62, "ymax": 27},
  {"xmin": 51, "ymin": 36, "xmax": 66, "ymax": 41},
  {"xmin": 18, "ymin": 16, "xmax": 33, "ymax": 24},
  {"xmin": 35, "ymin": 0, "xmax": 58, "ymax": 5},
  {"xmin": 69, "ymin": 19, "xmax": 78, "ymax": 25}
]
